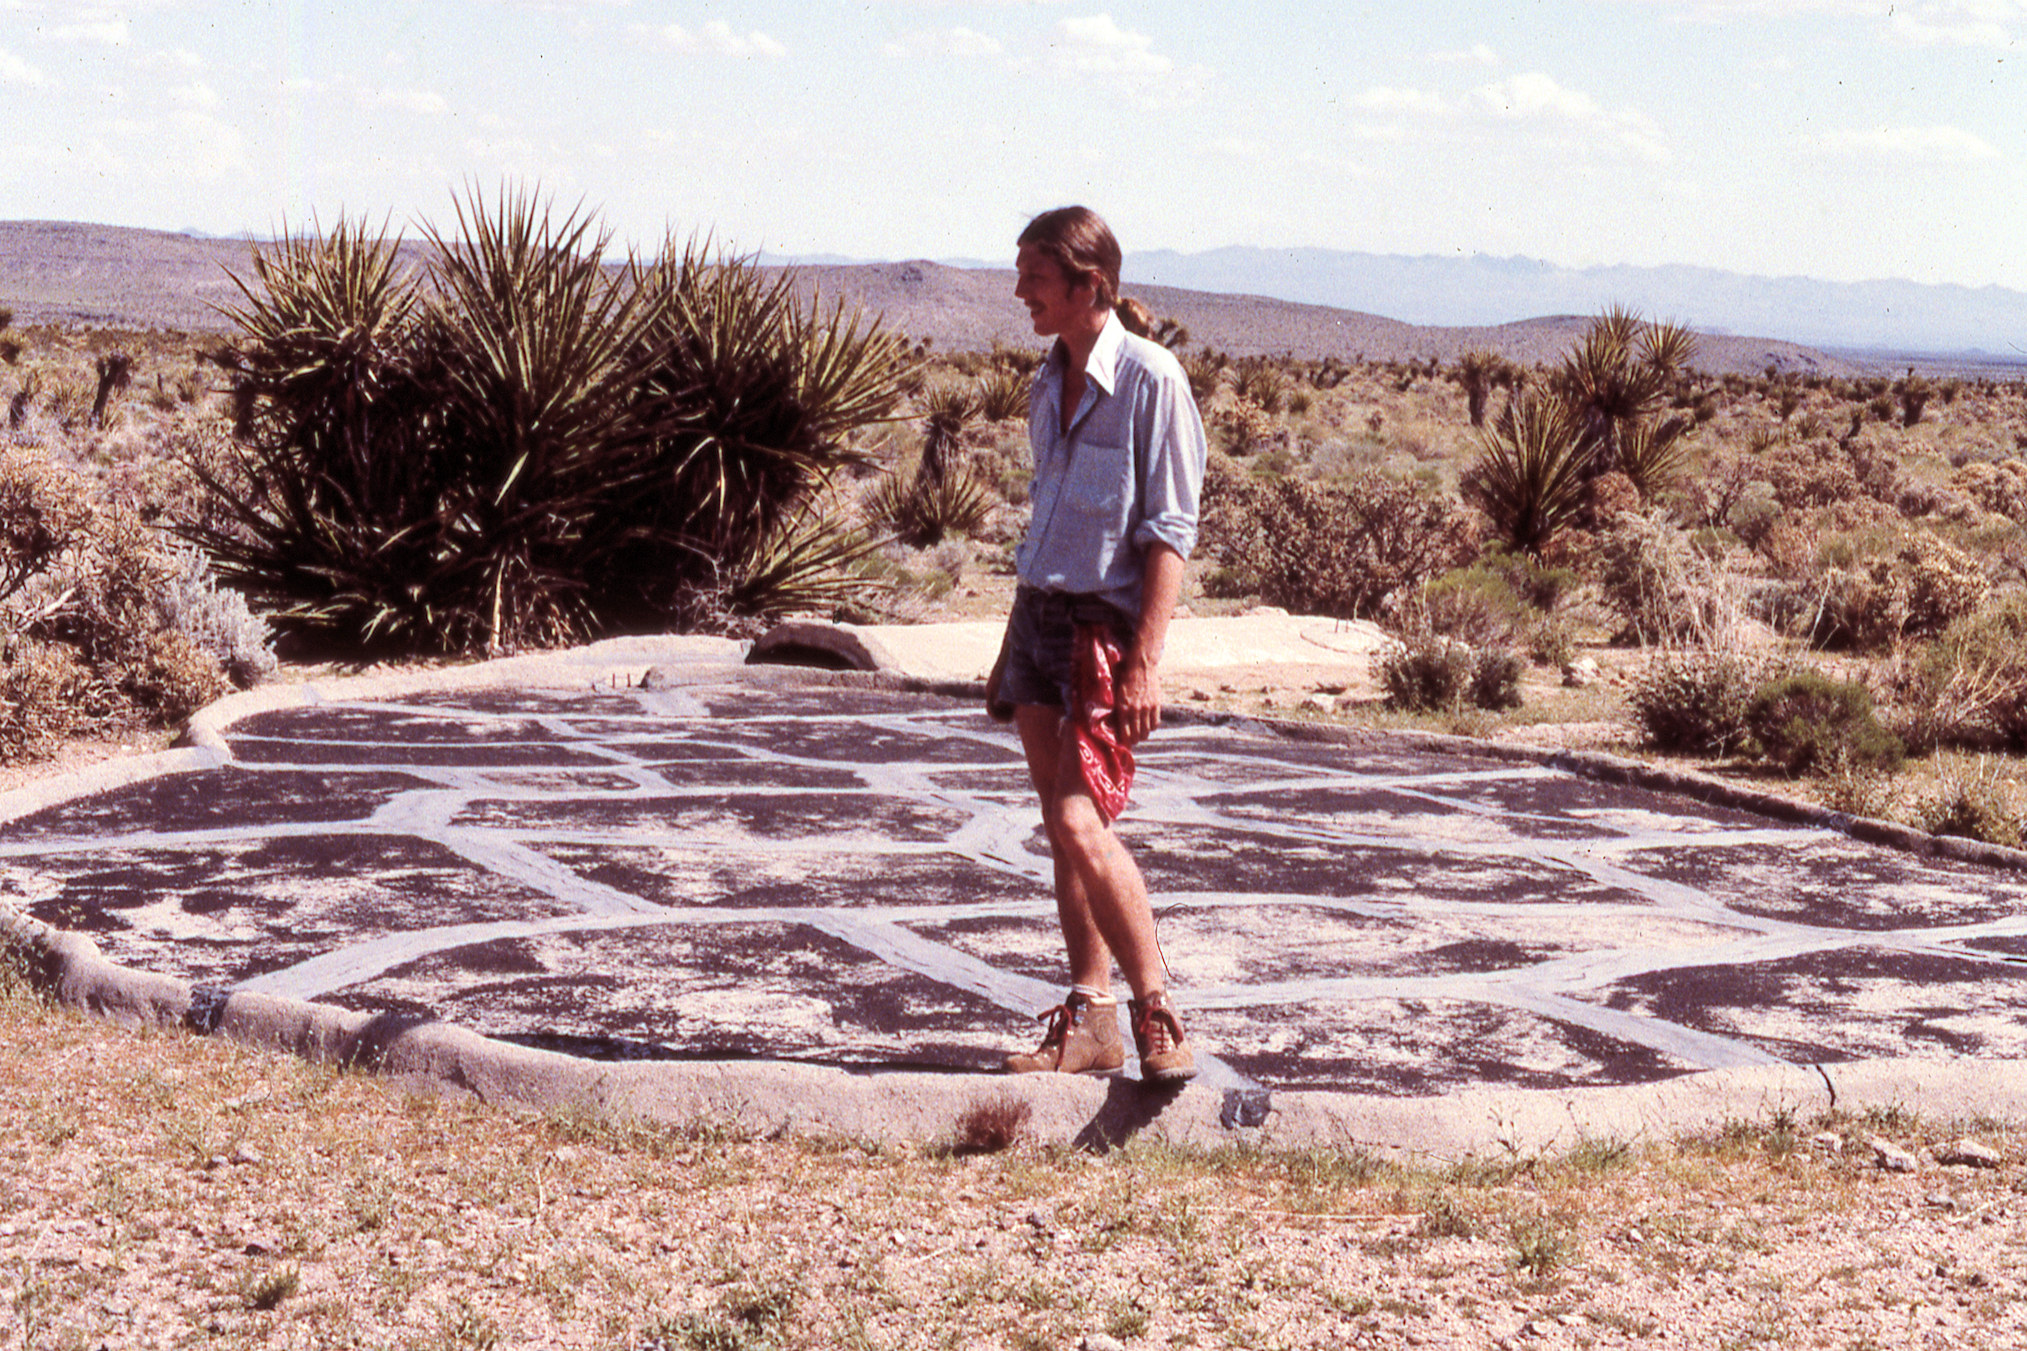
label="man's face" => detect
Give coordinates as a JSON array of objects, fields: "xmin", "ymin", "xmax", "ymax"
[{"xmin": 1014, "ymin": 244, "xmax": 1095, "ymax": 338}]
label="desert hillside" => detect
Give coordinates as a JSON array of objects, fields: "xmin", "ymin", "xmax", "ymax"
[{"xmin": 4, "ymin": 219, "xmax": 1858, "ymax": 378}]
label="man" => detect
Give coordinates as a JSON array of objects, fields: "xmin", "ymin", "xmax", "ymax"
[{"xmin": 985, "ymin": 206, "xmax": 1207, "ymax": 1084}]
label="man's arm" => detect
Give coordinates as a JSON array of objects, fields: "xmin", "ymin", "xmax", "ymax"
[{"xmin": 1116, "ymin": 542, "xmax": 1184, "ymax": 745}]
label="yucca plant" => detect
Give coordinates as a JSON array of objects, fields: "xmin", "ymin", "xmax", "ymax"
[
  {"xmin": 192, "ymin": 216, "xmax": 463, "ymax": 648},
  {"xmin": 592, "ymin": 237, "xmax": 912, "ymax": 629},
  {"xmin": 187, "ymin": 190, "xmax": 913, "ymax": 655},
  {"xmin": 976, "ymin": 364, "xmax": 1029, "ymax": 423},
  {"xmin": 1554, "ymin": 305, "xmax": 1696, "ymax": 486},
  {"xmin": 869, "ymin": 461, "xmax": 996, "ymax": 548},
  {"xmin": 1461, "ymin": 390, "xmax": 1592, "ymax": 555}
]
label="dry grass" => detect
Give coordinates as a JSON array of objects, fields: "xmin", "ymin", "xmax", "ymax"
[{"xmin": 2, "ymin": 981, "xmax": 2025, "ymax": 1350}]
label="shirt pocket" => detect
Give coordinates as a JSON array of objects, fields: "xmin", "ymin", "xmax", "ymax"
[{"xmin": 1063, "ymin": 440, "xmax": 1131, "ymax": 522}]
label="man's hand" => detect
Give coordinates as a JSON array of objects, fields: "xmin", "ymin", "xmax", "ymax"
[{"xmin": 1115, "ymin": 646, "xmax": 1161, "ymax": 745}]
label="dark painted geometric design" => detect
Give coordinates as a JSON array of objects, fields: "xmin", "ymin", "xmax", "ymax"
[
  {"xmin": 8, "ymin": 657, "xmax": 2027, "ymax": 1097},
  {"xmin": 1590, "ymin": 947, "xmax": 2027, "ymax": 1065},
  {"xmin": 3, "ymin": 767, "xmax": 430, "ymax": 838}
]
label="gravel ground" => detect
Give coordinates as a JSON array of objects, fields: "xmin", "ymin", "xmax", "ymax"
[{"xmin": 2, "ymin": 982, "xmax": 2024, "ymax": 1351}]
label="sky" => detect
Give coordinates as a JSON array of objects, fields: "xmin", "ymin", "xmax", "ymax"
[{"xmin": 4, "ymin": 0, "xmax": 2025, "ymax": 292}]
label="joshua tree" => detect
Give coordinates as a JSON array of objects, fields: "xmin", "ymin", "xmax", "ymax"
[
  {"xmin": 916, "ymin": 381, "xmax": 978, "ymax": 490},
  {"xmin": 90, "ymin": 352, "xmax": 133, "ymax": 429},
  {"xmin": 1465, "ymin": 307, "xmax": 1699, "ymax": 553},
  {"xmin": 1451, "ymin": 348, "xmax": 1509, "ymax": 428},
  {"xmin": 1896, "ymin": 370, "xmax": 1932, "ymax": 428}
]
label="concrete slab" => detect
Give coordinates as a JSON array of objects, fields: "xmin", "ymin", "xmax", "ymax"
[
  {"xmin": 746, "ymin": 609, "xmax": 1388, "ymax": 685},
  {"xmin": 5, "ymin": 622, "xmax": 2027, "ymax": 1156}
]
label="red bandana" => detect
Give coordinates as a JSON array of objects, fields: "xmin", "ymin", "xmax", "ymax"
[{"xmin": 1072, "ymin": 623, "xmax": 1136, "ymax": 824}]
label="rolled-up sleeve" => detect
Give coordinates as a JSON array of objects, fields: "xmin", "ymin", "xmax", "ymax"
[{"xmin": 1131, "ymin": 356, "xmax": 1206, "ymax": 561}]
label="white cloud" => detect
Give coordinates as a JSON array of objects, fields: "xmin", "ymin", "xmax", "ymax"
[
  {"xmin": 1888, "ymin": 6, "xmax": 2013, "ymax": 45},
  {"xmin": 1473, "ymin": 71, "xmax": 1603, "ymax": 120},
  {"xmin": 1470, "ymin": 71, "xmax": 1670, "ymax": 161},
  {"xmin": 361, "ymin": 86, "xmax": 449, "ymax": 115},
  {"xmin": 1432, "ymin": 42, "xmax": 1500, "ymax": 66},
  {"xmin": 883, "ymin": 26, "xmax": 1004, "ymax": 58},
  {"xmin": 172, "ymin": 111, "xmax": 248, "ymax": 183},
  {"xmin": 135, "ymin": 46, "xmax": 202, "ymax": 71},
  {"xmin": 659, "ymin": 21, "xmax": 786, "ymax": 58},
  {"xmin": 168, "ymin": 79, "xmax": 219, "ymax": 109},
  {"xmin": 0, "ymin": 48, "xmax": 49, "ymax": 85},
  {"xmin": 43, "ymin": 17, "xmax": 127, "ymax": 43},
  {"xmin": 1048, "ymin": 13, "xmax": 1170, "ymax": 77},
  {"xmin": 1209, "ymin": 134, "xmax": 1269, "ymax": 158},
  {"xmin": 1644, "ymin": 0, "xmax": 2021, "ymax": 44},
  {"xmin": 1356, "ymin": 85, "xmax": 1450, "ymax": 116},
  {"xmin": 1806, "ymin": 123, "xmax": 2002, "ymax": 162}
]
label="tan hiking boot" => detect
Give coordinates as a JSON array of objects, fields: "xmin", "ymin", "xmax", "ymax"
[
  {"xmin": 1128, "ymin": 990, "xmax": 1197, "ymax": 1084},
  {"xmin": 1005, "ymin": 991, "xmax": 1125, "ymax": 1074}
]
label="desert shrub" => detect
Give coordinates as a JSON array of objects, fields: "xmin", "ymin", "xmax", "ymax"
[
  {"xmin": 1199, "ymin": 468, "xmax": 1476, "ymax": 618},
  {"xmin": 1596, "ymin": 509, "xmax": 1736, "ymax": 645},
  {"xmin": 1801, "ymin": 529, "xmax": 1989, "ymax": 652},
  {"xmin": 1629, "ymin": 648, "xmax": 1765, "ymax": 755},
  {"xmin": 155, "ymin": 545, "xmax": 277, "ymax": 687},
  {"xmin": 1757, "ymin": 437, "xmax": 1864, "ymax": 512},
  {"xmin": 190, "ymin": 191, "xmax": 911, "ymax": 656},
  {"xmin": 1377, "ymin": 634, "xmax": 1473, "ymax": 712},
  {"xmin": 1889, "ymin": 596, "xmax": 2027, "ymax": 753},
  {"xmin": 1912, "ymin": 756, "xmax": 2022, "ymax": 848},
  {"xmin": 0, "ymin": 446, "xmax": 95, "ymax": 602},
  {"xmin": 0, "ymin": 639, "xmax": 106, "ymax": 759},
  {"xmin": 1378, "ymin": 633, "xmax": 1522, "ymax": 713},
  {"xmin": 0, "ymin": 450, "xmax": 260, "ymax": 761},
  {"xmin": 1212, "ymin": 397, "xmax": 1278, "ymax": 456},
  {"xmin": 1954, "ymin": 459, "xmax": 2027, "ymax": 523},
  {"xmin": 1470, "ymin": 648, "xmax": 1526, "ymax": 711},
  {"xmin": 124, "ymin": 629, "xmax": 231, "ymax": 721},
  {"xmin": 1416, "ymin": 565, "xmax": 1536, "ymax": 648},
  {"xmin": 1415, "ymin": 549, "xmax": 1571, "ymax": 651},
  {"xmin": 1745, "ymin": 669, "xmax": 1902, "ymax": 776}
]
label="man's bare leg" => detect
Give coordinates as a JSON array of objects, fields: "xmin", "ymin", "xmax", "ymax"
[{"xmin": 1009, "ymin": 704, "xmax": 1192, "ymax": 1081}]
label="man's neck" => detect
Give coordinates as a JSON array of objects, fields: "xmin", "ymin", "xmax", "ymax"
[{"xmin": 1055, "ymin": 307, "xmax": 1109, "ymax": 373}]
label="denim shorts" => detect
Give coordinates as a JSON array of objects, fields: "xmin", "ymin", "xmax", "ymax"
[{"xmin": 999, "ymin": 585, "xmax": 1135, "ymax": 710}]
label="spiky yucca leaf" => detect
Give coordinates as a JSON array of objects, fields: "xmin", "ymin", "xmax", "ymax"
[{"xmin": 1463, "ymin": 391, "xmax": 1592, "ymax": 555}]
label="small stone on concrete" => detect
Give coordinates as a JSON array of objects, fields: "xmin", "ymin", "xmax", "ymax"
[
  {"xmin": 1810, "ymin": 1131, "xmax": 1844, "ymax": 1153},
  {"xmin": 1562, "ymin": 657, "xmax": 1601, "ymax": 687},
  {"xmin": 1081, "ymin": 1336, "xmax": 1126, "ymax": 1351}
]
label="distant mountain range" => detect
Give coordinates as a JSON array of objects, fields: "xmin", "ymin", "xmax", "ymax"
[
  {"xmin": 1125, "ymin": 248, "xmax": 2027, "ymax": 360},
  {"xmin": 6, "ymin": 221, "xmax": 2022, "ymax": 379},
  {"xmin": 912, "ymin": 246, "xmax": 2027, "ymax": 365}
]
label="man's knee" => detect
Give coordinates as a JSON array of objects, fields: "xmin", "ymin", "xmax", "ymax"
[{"xmin": 1045, "ymin": 794, "xmax": 1114, "ymax": 867}]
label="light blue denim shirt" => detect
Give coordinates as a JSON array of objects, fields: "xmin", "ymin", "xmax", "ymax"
[{"xmin": 1015, "ymin": 312, "xmax": 1207, "ymax": 618}]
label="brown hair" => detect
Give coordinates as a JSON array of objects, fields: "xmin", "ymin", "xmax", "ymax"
[{"xmin": 1018, "ymin": 205, "xmax": 1122, "ymax": 312}]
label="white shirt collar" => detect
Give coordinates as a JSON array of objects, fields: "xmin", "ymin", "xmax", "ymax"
[{"xmin": 1052, "ymin": 310, "xmax": 1126, "ymax": 397}]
